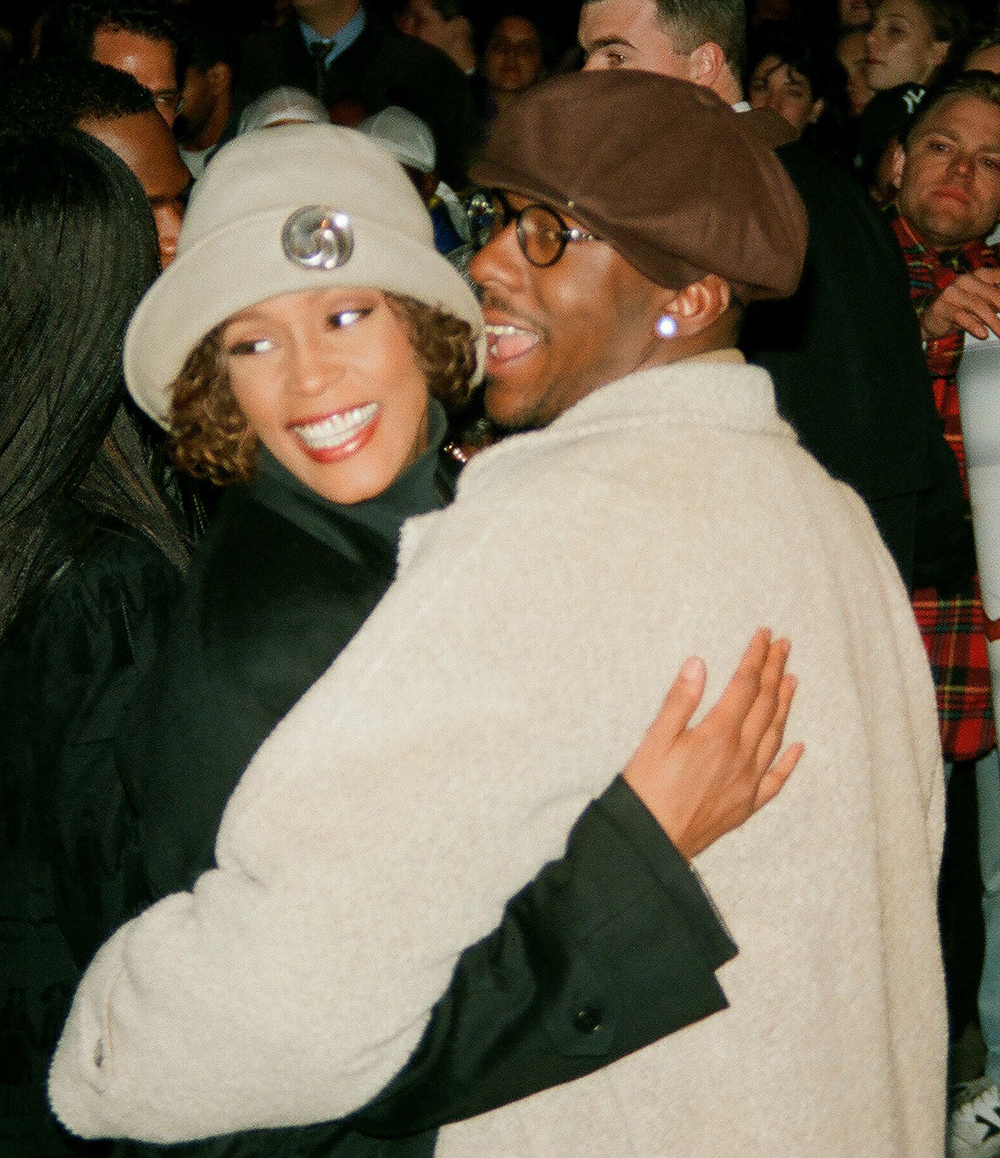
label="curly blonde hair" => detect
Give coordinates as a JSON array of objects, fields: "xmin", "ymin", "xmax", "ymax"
[{"xmin": 167, "ymin": 294, "xmax": 477, "ymax": 487}]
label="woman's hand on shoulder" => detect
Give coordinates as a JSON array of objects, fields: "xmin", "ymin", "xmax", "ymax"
[{"xmin": 623, "ymin": 629, "xmax": 803, "ymax": 862}]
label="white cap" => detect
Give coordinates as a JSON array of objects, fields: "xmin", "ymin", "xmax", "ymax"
[
  {"xmin": 358, "ymin": 105, "xmax": 437, "ymax": 174},
  {"xmin": 237, "ymin": 86, "xmax": 330, "ymax": 135}
]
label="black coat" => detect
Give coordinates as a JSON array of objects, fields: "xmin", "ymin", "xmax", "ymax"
[
  {"xmin": 236, "ymin": 12, "xmax": 479, "ymax": 185},
  {"xmin": 100, "ymin": 429, "xmax": 735, "ymax": 1157},
  {"xmin": 0, "ymin": 509, "xmax": 183, "ymax": 1158},
  {"xmin": 743, "ymin": 135, "xmax": 967, "ymax": 591}
]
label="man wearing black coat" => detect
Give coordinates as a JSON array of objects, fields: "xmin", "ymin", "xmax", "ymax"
[{"xmin": 236, "ymin": 0, "xmax": 478, "ymax": 185}]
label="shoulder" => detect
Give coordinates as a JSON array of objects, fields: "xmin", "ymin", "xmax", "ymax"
[
  {"xmin": 1, "ymin": 515, "xmax": 183, "ymax": 741},
  {"xmin": 12, "ymin": 515, "xmax": 181, "ymax": 653}
]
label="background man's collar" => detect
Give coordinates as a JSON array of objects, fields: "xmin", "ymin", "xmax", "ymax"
[{"xmin": 299, "ymin": 5, "xmax": 366, "ymax": 65}]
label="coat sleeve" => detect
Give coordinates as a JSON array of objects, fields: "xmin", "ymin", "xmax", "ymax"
[
  {"xmin": 350, "ymin": 776, "xmax": 735, "ymax": 1137},
  {"xmin": 48, "ymin": 463, "xmax": 734, "ymax": 1144}
]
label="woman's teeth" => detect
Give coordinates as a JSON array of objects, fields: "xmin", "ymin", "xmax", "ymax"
[{"xmin": 293, "ymin": 403, "xmax": 378, "ymax": 449}]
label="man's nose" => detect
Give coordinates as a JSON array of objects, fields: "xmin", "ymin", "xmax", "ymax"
[{"xmin": 469, "ymin": 220, "xmax": 524, "ymax": 294}]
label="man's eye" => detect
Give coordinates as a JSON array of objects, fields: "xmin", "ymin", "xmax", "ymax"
[{"xmin": 227, "ymin": 337, "xmax": 272, "ymax": 356}]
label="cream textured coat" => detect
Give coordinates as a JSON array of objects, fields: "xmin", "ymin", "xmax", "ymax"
[{"xmin": 50, "ymin": 356, "xmax": 947, "ymax": 1155}]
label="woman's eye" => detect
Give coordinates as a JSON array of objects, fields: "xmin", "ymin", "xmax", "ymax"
[
  {"xmin": 329, "ymin": 308, "xmax": 370, "ymax": 329},
  {"xmin": 227, "ymin": 337, "xmax": 272, "ymax": 356}
]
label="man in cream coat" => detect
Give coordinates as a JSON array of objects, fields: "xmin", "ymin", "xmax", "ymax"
[{"xmin": 51, "ymin": 72, "xmax": 947, "ymax": 1155}]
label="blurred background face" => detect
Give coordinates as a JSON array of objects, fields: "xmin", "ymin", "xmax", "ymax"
[
  {"xmin": 839, "ymin": 0, "xmax": 873, "ymax": 28},
  {"xmin": 865, "ymin": 0, "xmax": 948, "ymax": 90},
  {"xmin": 483, "ymin": 16, "xmax": 544, "ymax": 98},
  {"xmin": 967, "ymin": 44, "xmax": 1000, "ymax": 75},
  {"xmin": 396, "ymin": 0, "xmax": 449, "ymax": 45},
  {"xmin": 220, "ymin": 287, "xmax": 430, "ymax": 505},
  {"xmin": 749, "ymin": 54, "xmax": 824, "ymax": 133},
  {"xmin": 79, "ymin": 111, "xmax": 190, "ymax": 268},
  {"xmin": 838, "ymin": 29, "xmax": 875, "ymax": 116}
]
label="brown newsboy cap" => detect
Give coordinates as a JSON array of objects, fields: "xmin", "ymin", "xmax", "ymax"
[{"xmin": 470, "ymin": 70, "xmax": 808, "ymax": 303}]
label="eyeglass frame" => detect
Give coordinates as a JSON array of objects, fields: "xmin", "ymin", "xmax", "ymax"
[{"xmin": 466, "ymin": 188, "xmax": 600, "ymax": 268}]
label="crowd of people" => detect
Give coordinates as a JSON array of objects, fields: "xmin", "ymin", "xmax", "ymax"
[{"xmin": 4, "ymin": 0, "xmax": 1000, "ymax": 1155}]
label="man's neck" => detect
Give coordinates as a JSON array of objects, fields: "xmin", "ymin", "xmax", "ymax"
[
  {"xmin": 716, "ymin": 70, "xmax": 744, "ymax": 107},
  {"xmin": 298, "ymin": 0, "xmax": 361, "ymax": 39}
]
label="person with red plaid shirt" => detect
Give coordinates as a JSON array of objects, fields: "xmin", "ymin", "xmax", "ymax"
[
  {"xmin": 888, "ymin": 70, "xmax": 1000, "ymax": 1158},
  {"xmin": 888, "ymin": 75, "xmax": 1000, "ymax": 767}
]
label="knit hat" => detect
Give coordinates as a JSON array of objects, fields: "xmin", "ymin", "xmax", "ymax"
[
  {"xmin": 124, "ymin": 123, "xmax": 484, "ymax": 427},
  {"xmin": 471, "ymin": 70, "xmax": 808, "ymax": 303}
]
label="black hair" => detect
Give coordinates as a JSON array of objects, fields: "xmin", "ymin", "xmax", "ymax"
[
  {"xmin": 0, "ymin": 128, "xmax": 188, "ymax": 638},
  {"xmin": 184, "ymin": 9, "xmax": 238, "ymax": 74},
  {"xmin": 0, "ymin": 56, "xmax": 154, "ymax": 133},
  {"xmin": 908, "ymin": 0, "xmax": 969, "ymax": 48},
  {"xmin": 747, "ymin": 20, "xmax": 836, "ymax": 102},
  {"xmin": 39, "ymin": 0, "xmax": 185, "ymax": 58},
  {"xmin": 904, "ymin": 68, "xmax": 1000, "ymax": 145}
]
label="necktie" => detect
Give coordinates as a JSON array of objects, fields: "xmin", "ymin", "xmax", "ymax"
[{"xmin": 308, "ymin": 39, "xmax": 333, "ymax": 95}]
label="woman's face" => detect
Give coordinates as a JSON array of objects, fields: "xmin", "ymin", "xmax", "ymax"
[
  {"xmin": 483, "ymin": 16, "xmax": 543, "ymax": 96},
  {"xmin": 865, "ymin": 0, "xmax": 948, "ymax": 90},
  {"xmin": 748, "ymin": 55, "xmax": 824, "ymax": 134},
  {"xmin": 221, "ymin": 287, "xmax": 430, "ymax": 505},
  {"xmin": 837, "ymin": 30, "xmax": 875, "ymax": 116}
]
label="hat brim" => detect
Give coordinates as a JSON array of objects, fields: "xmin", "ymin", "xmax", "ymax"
[{"xmin": 125, "ymin": 207, "xmax": 484, "ymax": 428}]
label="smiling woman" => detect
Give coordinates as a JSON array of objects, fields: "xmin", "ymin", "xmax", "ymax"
[{"xmin": 168, "ymin": 287, "xmax": 471, "ymax": 504}]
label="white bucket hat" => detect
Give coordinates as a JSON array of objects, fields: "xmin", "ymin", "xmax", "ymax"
[{"xmin": 124, "ymin": 122, "xmax": 484, "ymax": 428}]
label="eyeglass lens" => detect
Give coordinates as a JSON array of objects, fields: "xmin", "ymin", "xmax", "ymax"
[{"xmin": 467, "ymin": 191, "xmax": 571, "ymax": 267}]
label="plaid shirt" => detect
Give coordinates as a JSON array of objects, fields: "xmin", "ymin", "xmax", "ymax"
[{"xmin": 891, "ymin": 209, "xmax": 996, "ymax": 762}]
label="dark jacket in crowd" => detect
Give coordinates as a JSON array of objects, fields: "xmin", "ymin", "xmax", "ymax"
[
  {"xmin": 236, "ymin": 11, "xmax": 479, "ymax": 186},
  {"xmin": 0, "ymin": 507, "xmax": 183, "ymax": 1158},
  {"xmin": 742, "ymin": 132, "xmax": 969, "ymax": 593},
  {"xmin": 65, "ymin": 409, "xmax": 736, "ymax": 1157}
]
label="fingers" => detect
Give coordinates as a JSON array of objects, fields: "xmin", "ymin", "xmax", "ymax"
[
  {"xmin": 926, "ymin": 276, "xmax": 1000, "ymax": 341},
  {"xmin": 737, "ymin": 637, "xmax": 791, "ymax": 756},
  {"xmin": 752, "ymin": 740, "xmax": 805, "ymax": 811},
  {"xmin": 748, "ymin": 669, "xmax": 796, "ymax": 775},
  {"xmin": 702, "ymin": 627, "xmax": 772, "ymax": 733},
  {"xmin": 641, "ymin": 656, "xmax": 707, "ymax": 752}
]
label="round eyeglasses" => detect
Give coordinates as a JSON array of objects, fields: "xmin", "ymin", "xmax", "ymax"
[{"xmin": 466, "ymin": 189, "xmax": 599, "ymax": 268}]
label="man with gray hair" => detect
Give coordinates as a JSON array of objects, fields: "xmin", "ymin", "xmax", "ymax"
[{"xmin": 51, "ymin": 72, "xmax": 945, "ymax": 1155}]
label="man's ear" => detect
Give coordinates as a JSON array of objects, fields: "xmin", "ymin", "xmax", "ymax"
[
  {"xmin": 808, "ymin": 96, "xmax": 825, "ymax": 125},
  {"xmin": 889, "ymin": 139, "xmax": 906, "ymax": 190},
  {"xmin": 661, "ymin": 274, "xmax": 732, "ymax": 336},
  {"xmin": 687, "ymin": 41, "xmax": 727, "ymax": 88}
]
